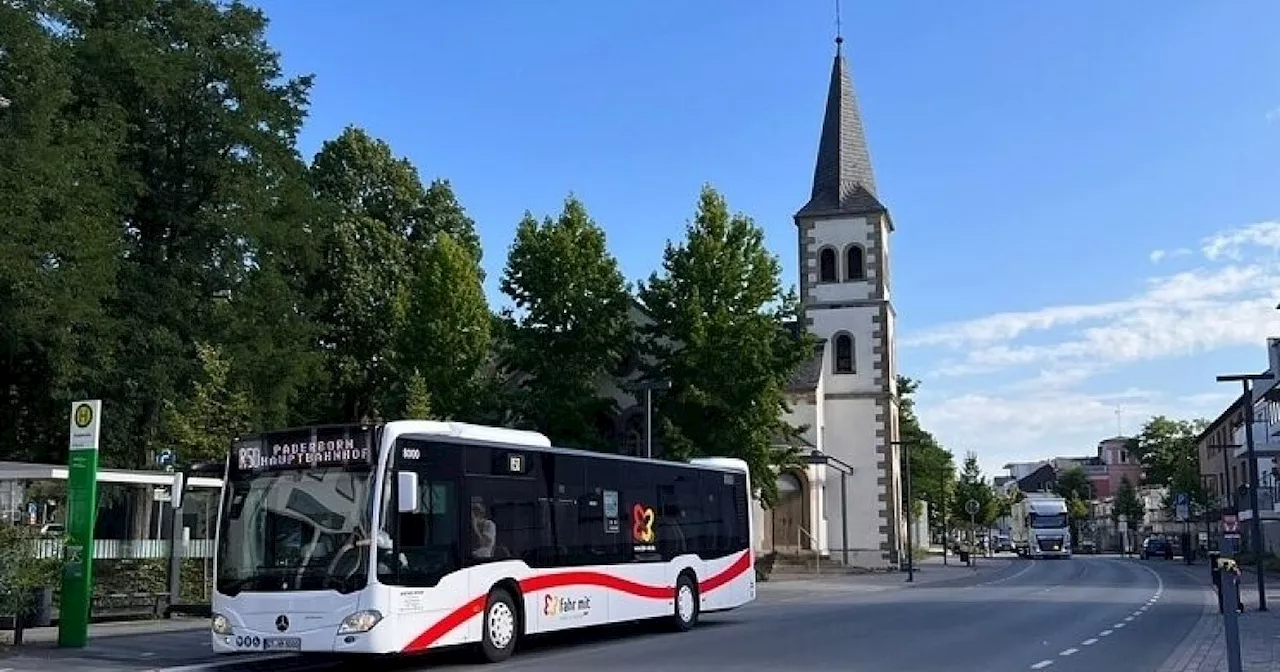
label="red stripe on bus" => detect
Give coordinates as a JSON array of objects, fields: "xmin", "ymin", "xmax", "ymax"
[{"xmin": 402, "ymin": 550, "xmax": 752, "ymax": 653}]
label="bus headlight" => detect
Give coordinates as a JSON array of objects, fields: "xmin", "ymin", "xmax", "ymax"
[
  {"xmin": 211, "ymin": 613, "xmax": 233, "ymax": 635},
  {"xmin": 337, "ymin": 610, "xmax": 383, "ymax": 635}
]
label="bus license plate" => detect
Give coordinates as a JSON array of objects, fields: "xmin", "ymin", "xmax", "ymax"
[{"xmin": 264, "ymin": 637, "xmax": 301, "ymax": 651}]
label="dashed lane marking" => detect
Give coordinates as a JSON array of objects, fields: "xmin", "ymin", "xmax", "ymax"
[
  {"xmin": 1081, "ymin": 638, "xmax": 1098, "ymax": 646},
  {"xmin": 1031, "ymin": 660, "xmax": 1054, "ymax": 669},
  {"xmin": 1060, "ymin": 648, "xmax": 1079, "ymax": 656},
  {"xmin": 1100, "ymin": 629, "xmax": 1113, "ymax": 636}
]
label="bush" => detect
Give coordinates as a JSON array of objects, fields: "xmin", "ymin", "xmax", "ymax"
[{"xmin": 0, "ymin": 526, "xmax": 57, "ymax": 620}]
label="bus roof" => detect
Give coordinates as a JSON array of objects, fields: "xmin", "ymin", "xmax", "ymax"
[{"xmin": 385, "ymin": 420, "xmax": 748, "ymax": 475}]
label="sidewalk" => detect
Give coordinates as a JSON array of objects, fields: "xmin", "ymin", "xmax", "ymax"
[
  {"xmin": 1158, "ymin": 567, "xmax": 1280, "ymax": 672},
  {"xmin": 0, "ymin": 619, "xmax": 295, "ymax": 672},
  {"xmin": 760, "ymin": 553, "xmax": 1013, "ymax": 593}
]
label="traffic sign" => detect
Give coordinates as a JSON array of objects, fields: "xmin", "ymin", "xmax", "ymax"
[
  {"xmin": 1175, "ymin": 492, "xmax": 1190, "ymax": 522},
  {"xmin": 1223, "ymin": 514, "xmax": 1240, "ymax": 537},
  {"xmin": 965, "ymin": 499, "xmax": 980, "ymax": 516},
  {"xmin": 157, "ymin": 449, "xmax": 176, "ymax": 469}
]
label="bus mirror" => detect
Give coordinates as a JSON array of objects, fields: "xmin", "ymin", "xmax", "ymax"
[{"xmin": 397, "ymin": 472, "xmax": 419, "ymax": 513}]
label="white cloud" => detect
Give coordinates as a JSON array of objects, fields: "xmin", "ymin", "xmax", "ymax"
[
  {"xmin": 904, "ymin": 219, "xmax": 1280, "ymax": 474},
  {"xmin": 1267, "ymin": 107, "xmax": 1280, "ymax": 123},
  {"xmin": 903, "ymin": 221, "xmax": 1280, "ymax": 379},
  {"xmin": 1148, "ymin": 247, "xmax": 1191, "ymax": 264},
  {"xmin": 917, "ymin": 386, "xmax": 1237, "ymax": 477}
]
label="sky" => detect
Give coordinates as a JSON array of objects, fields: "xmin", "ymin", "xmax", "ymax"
[{"xmin": 251, "ymin": 0, "xmax": 1280, "ymax": 477}]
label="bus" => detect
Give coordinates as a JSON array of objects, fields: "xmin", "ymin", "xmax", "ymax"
[{"xmin": 209, "ymin": 420, "xmax": 755, "ymax": 663}]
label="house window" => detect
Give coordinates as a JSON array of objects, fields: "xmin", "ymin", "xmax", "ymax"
[
  {"xmin": 818, "ymin": 248, "xmax": 837, "ymax": 283},
  {"xmin": 834, "ymin": 334, "xmax": 854, "ymax": 374},
  {"xmin": 845, "ymin": 245, "xmax": 866, "ymax": 281}
]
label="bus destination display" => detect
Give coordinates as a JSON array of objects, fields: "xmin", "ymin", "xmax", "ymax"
[{"xmin": 235, "ymin": 427, "xmax": 373, "ymax": 471}]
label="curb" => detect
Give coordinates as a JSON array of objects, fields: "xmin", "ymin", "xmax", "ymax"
[
  {"xmin": 148, "ymin": 653, "xmax": 297, "ymax": 672},
  {"xmin": 1155, "ymin": 566, "xmax": 1220, "ymax": 672}
]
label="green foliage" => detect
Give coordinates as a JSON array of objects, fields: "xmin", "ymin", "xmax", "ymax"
[
  {"xmin": 0, "ymin": 526, "xmax": 45, "ymax": 620},
  {"xmin": 898, "ymin": 375, "xmax": 956, "ymax": 532},
  {"xmin": 637, "ymin": 185, "xmax": 813, "ymax": 505},
  {"xmin": 499, "ymin": 196, "xmax": 632, "ymax": 448},
  {"xmin": 1133, "ymin": 415, "xmax": 1211, "ymax": 512},
  {"xmin": 951, "ymin": 451, "xmax": 998, "ymax": 527},
  {"xmin": 1053, "ymin": 466, "xmax": 1095, "ymax": 541},
  {"xmin": 158, "ymin": 342, "xmax": 253, "ymax": 464},
  {"xmin": 402, "ymin": 373, "xmax": 434, "ymax": 420},
  {"xmin": 400, "ymin": 232, "xmax": 491, "ymax": 419},
  {"xmin": 1113, "ymin": 476, "xmax": 1145, "ymax": 524}
]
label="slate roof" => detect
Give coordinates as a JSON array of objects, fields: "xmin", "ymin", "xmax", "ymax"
[
  {"xmin": 786, "ymin": 339, "xmax": 827, "ymax": 393},
  {"xmin": 796, "ymin": 40, "xmax": 887, "ymax": 220}
]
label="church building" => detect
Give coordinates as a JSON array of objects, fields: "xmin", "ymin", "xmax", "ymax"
[{"xmin": 756, "ymin": 36, "xmax": 904, "ymax": 569}]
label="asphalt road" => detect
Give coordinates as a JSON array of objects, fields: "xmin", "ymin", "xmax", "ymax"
[
  {"xmin": 365, "ymin": 556, "xmax": 1209, "ymax": 672},
  {"xmin": 0, "ymin": 556, "xmax": 1212, "ymax": 672}
]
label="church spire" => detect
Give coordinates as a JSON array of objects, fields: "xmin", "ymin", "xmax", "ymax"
[{"xmin": 796, "ymin": 36, "xmax": 884, "ymax": 219}]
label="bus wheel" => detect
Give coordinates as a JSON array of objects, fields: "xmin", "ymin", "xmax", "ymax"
[
  {"xmin": 480, "ymin": 588, "xmax": 519, "ymax": 663},
  {"xmin": 672, "ymin": 573, "xmax": 699, "ymax": 632}
]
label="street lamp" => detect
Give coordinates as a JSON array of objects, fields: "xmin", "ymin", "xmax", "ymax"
[
  {"xmin": 1216, "ymin": 373, "xmax": 1274, "ymax": 612},
  {"xmin": 891, "ymin": 440, "xmax": 915, "ymax": 582},
  {"xmin": 0, "ymin": 96, "xmax": 10, "ymax": 109},
  {"xmin": 624, "ymin": 379, "xmax": 671, "ymax": 458},
  {"xmin": 803, "ymin": 449, "xmax": 852, "ymax": 567}
]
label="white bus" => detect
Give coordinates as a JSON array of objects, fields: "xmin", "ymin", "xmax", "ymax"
[{"xmin": 210, "ymin": 421, "xmax": 755, "ymax": 663}]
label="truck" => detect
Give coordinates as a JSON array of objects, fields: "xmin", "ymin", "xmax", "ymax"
[{"xmin": 1010, "ymin": 493, "xmax": 1071, "ymax": 559}]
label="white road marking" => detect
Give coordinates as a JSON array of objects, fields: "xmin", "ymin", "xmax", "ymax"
[
  {"xmin": 1060, "ymin": 648, "xmax": 1079, "ymax": 656},
  {"xmin": 1100, "ymin": 629, "xmax": 1113, "ymax": 636},
  {"xmin": 1115, "ymin": 623, "xmax": 1126, "ymax": 629},
  {"xmin": 1031, "ymin": 660, "xmax": 1054, "ymax": 669},
  {"xmin": 1125, "ymin": 616, "xmax": 1134, "ymax": 622},
  {"xmin": 1132, "ymin": 610, "xmax": 1142, "ymax": 616},
  {"xmin": 1081, "ymin": 638, "xmax": 1098, "ymax": 646},
  {"xmin": 979, "ymin": 559, "xmax": 1038, "ymax": 586}
]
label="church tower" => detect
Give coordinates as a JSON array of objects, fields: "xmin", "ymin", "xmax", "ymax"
[{"xmin": 796, "ymin": 36, "xmax": 903, "ymax": 567}]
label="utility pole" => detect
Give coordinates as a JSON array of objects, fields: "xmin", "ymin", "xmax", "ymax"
[{"xmin": 626, "ymin": 379, "xmax": 671, "ymax": 459}]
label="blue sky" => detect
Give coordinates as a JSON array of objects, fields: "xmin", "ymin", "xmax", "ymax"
[{"xmin": 253, "ymin": 0, "xmax": 1280, "ymax": 476}]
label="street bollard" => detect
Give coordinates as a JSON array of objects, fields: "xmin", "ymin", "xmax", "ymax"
[
  {"xmin": 1209, "ymin": 551, "xmax": 1223, "ymax": 613},
  {"xmin": 1218, "ymin": 558, "xmax": 1243, "ymax": 672}
]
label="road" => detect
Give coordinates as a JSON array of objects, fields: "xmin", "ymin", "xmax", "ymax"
[{"xmin": 0, "ymin": 555, "xmax": 1213, "ymax": 672}]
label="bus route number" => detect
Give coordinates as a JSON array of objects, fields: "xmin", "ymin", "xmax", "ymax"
[
  {"xmin": 401, "ymin": 446, "xmax": 422, "ymax": 461},
  {"xmin": 234, "ymin": 635, "xmax": 261, "ymax": 649}
]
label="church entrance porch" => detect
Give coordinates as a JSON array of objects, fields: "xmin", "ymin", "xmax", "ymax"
[{"xmin": 766, "ymin": 470, "xmax": 813, "ymax": 553}]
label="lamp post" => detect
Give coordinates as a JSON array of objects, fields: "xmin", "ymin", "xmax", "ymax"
[
  {"xmin": 1216, "ymin": 373, "xmax": 1274, "ymax": 612},
  {"xmin": 625, "ymin": 379, "xmax": 671, "ymax": 458},
  {"xmin": 804, "ymin": 449, "xmax": 852, "ymax": 567}
]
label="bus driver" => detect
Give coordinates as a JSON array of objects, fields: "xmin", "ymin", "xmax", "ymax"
[{"xmin": 471, "ymin": 499, "xmax": 496, "ymax": 559}]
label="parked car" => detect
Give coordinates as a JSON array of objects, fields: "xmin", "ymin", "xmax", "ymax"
[
  {"xmin": 1141, "ymin": 536, "xmax": 1174, "ymax": 560},
  {"xmin": 1077, "ymin": 540, "xmax": 1097, "ymax": 555}
]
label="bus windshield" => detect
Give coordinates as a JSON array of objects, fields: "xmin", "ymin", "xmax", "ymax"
[
  {"xmin": 215, "ymin": 426, "xmax": 378, "ymax": 596},
  {"xmin": 1030, "ymin": 512, "xmax": 1068, "ymax": 529}
]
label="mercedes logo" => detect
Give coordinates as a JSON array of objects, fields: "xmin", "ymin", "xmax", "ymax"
[{"xmin": 275, "ymin": 615, "xmax": 289, "ymax": 632}]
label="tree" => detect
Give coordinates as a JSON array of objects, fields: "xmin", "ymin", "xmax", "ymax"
[
  {"xmin": 1133, "ymin": 415, "xmax": 1211, "ymax": 513},
  {"xmin": 637, "ymin": 185, "xmax": 813, "ymax": 505},
  {"xmin": 0, "ymin": 1, "xmax": 122, "ymax": 463},
  {"xmin": 1053, "ymin": 466, "xmax": 1094, "ymax": 544},
  {"xmin": 500, "ymin": 196, "xmax": 632, "ymax": 448},
  {"xmin": 403, "ymin": 373, "xmax": 434, "ymax": 420},
  {"xmin": 1113, "ymin": 476, "xmax": 1145, "ymax": 525},
  {"xmin": 898, "ymin": 375, "xmax": 955, "ymax": 533},
  {"xmin": 51, "ymin": 0, "xmax": 320, "ymax": 468},
  {"xmin": 399, "ymin": 232, "xmax": 491, "ymax": 419},
  {"xmin": 158, "ymin": 343, "xmax": 253, "ymax": 464},
  {"xmin": 951, "ymin": 451, "xmax": 997, "ymax": 527},
  {"xmin": 308, "ymin": 127, "xmax": 422, "ymax": 421}
]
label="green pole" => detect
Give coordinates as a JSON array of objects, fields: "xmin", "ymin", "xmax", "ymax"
[{"xmin": 58, "ymin": 399, "xmax": 101, "ymax": 648}]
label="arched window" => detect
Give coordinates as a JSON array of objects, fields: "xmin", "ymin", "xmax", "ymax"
[
  {"xmin": 818, "ymin": 248, "xmax": 837, "ymax": 282},
  {"xmin": 845, "ymin": 245, "xmax": 866, "ymax": 281},
  {"xmin": 834, "ymin": 334, "xmax": 855, "ymax": 374}
]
